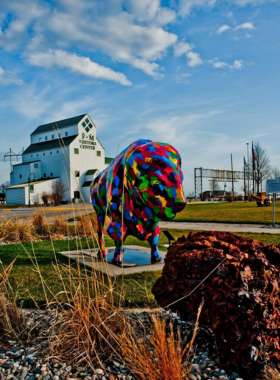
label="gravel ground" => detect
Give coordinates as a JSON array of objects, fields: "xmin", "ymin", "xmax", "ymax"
[{"xmin": 0, "ymin": 309, "xmax": 245, "ymax": 380}]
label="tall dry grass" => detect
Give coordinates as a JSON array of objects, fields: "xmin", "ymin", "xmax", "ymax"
[
  {"xmin": 264, "ymin": 368, "xmax": 280, "ymax": 380},
  {"xmin": 0, "ymin": 261, "xmax": 26, "ymax": 340},
  {"xmin": 119, "ymin": 302, "xmax": 203, "ymax": 380}
]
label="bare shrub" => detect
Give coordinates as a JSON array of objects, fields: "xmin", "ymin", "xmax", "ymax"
[
  {"xmin": 52, "ymin": 180, "xmax": 67, "ymax": 206},
  {"xmin": 0, "ymin": 219, "xmax": 35, "ymax": 243},
  {"xmin": 52, "ymin": 214, "xmax": 69, "ymax": 236},
  {"xmin": 31, "ymin": 212, "xmax": 49, "ymax": 236},
  {"xmin": 41, "ymin": 191, "xmax": 53, "ymax": 206}
]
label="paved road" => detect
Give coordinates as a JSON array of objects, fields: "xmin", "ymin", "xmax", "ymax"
[
  {"xmin": 0, "ymin": 204, "xmax": 92, "ymax": 223},
  {"xmin": 159, "ymin": 221, "xmax": 280, "ymax": 234},
  {"xmin": 1, "ymin": 205, "xmax": 280, "ymax": 234}
]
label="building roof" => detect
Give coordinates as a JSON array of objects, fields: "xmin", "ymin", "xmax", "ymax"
[
  {"xmin": 82, "ymin": 181, "xmax": 93, "ymax": 187},
  {"xmin": 105, "ymin": 157, "xmax": 114, "ymax": 164},
  {"xmin": 13, "ymin": 160, "xmax": 40, "ymax": 167},
  {"xmin": 23, "ymin": 135, "xmax": 78, "ymax": 154},
  {"xmin": 7, "ymin": 178, "xmax": 58, "ymax": 189},
  {"xmin": 85, "ymin": 169, "xmax": 99, "ymax": 175},
  {"xmin": 31, "ymin": 114, "xmax": 86, "ymax": 136}
]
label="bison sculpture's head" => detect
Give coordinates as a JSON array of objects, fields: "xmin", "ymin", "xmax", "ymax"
[{"xmin": 125, "ymin": 141, "xmax": 186, "ymax": 221}]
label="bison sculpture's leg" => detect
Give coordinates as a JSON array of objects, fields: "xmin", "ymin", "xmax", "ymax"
[
  {"xmin": 107, "ymin": 221, "xmax": 128, "ymax": 266},
  {"xmin": 149, "ymin": 225, "xmax": 162, "ymax": 262}
]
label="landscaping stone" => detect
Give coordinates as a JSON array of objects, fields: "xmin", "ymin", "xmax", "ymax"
[{"xmin": 152, "ymin": 231, "xmax": 280, "ymax": 377}]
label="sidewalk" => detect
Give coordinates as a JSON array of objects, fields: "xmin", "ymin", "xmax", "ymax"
[{"xmin": 159, "ymin": 221, "xmax": 280, "ymax": 234}]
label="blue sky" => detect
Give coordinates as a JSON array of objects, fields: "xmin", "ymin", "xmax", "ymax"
[{"xmin": 0, "ymin": 0, "xmax": 279, "ymax": 194}]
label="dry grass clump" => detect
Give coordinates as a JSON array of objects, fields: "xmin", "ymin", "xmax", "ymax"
[
  {"xmin": 0, "ymin": 218, "xmax": 35, "ymax": 243},
  {"xmin": 0, "ymin": 262, "xmax": 26, "ymax": 340},
  {"xmin": 52, "ymin": 214, "xmax": 69, "ymax": 236},
  {"xmin": 31, "ymin": 212, "xmax": 49, "ymax": 236},
  {"xmin": 76, "ymin": 215, "xmax": 97, "ymax": 238},
  {"xmin": 47, "ymin": 265, "xmax": 126, "ymax": 366},
  {"xmin": 264, "ymin": 368, "xmax": 280, "ymax": 380},
  {"xmin": 75, "ymin": 213, "xmax": 111, "ymax": 238},
  {"xmin": 120, "ymin": 303, "xmax": 203, "ymax": 380}
]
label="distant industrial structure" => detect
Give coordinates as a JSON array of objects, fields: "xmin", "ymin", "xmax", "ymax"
[
  {"xmin": 6, "ymin": 114, "xmax": 113, "ymax": 205},
  {"xmin": 194, "ymin": 167, "xmax": 252, "ymax": 201}
]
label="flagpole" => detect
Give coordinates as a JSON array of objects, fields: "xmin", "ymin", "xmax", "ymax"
[
  {"xmin": 243, "ymin": 155, "xmax": 246, "ymax": 202},
  {"xmin": 252, "ymin": 141, "xmax": 255, "ymax": 194}
]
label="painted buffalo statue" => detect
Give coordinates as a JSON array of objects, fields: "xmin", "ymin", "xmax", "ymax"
[{"xmin": 90, "ymin": 139, "xmax": 186, "ymax": 266}]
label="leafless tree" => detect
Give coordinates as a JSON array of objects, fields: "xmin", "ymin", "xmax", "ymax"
[
  {"xmin": 0, "ymin": 181, "xmax": 10, "ymax": 194},
  {"xmin": 52, "ymin": 180, "xmax": 67, "ymax": 206},
  {"xmin": 248, "ymin": 142, "xmax": 271, "ymax": 192},
  {"xmin": 209, "ymin": 178, "xmax": 220, "ymax": 198},
  {"xmin": 271, "ymin": 166, "xmax": 280, "ymax": 179}
]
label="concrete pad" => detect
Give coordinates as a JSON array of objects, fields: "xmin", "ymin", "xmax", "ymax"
[{"xmin": 60, "ymin": 245, "xmax": 166, "ymax": 276}]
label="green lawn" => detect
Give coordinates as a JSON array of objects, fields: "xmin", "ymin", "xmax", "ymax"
[
  {"xmin": 1, "ymin": 229, "xmax": 280, "ymax": 308},
  {"xmin": 174, "ymin": 201, "xmax": 280, "ymax": 224}
]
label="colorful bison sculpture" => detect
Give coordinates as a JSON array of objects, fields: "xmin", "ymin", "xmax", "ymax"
[{"xmin": 90, "ymin": 139, "xmax": 186, "ymax": 265}]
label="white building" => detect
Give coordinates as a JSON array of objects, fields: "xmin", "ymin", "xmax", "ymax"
[{"xmin": 6, "ymin": 114, "xmax": 113, "ymax": 205}]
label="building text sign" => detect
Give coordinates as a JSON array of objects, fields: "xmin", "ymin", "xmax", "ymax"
[{"xmin": 266, "ymin": 177, "xmax": 280, "ymax": 194}]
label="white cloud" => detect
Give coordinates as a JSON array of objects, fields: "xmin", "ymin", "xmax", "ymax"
[
  {"xmin": 178, "ymin": 0, "xmax": 280, "ymax": 17},
  {"xmin": 0, "ymin": 66, "xmax": 24, "ymax": 85},
  {"xmin": 124, "ymin": 0, "xmax": 176, "ymax": 25},
  {"xmin": 0, "ymin": 0, "xmax": 177, "ymax": 79},
  {"xmin": 174, "ymin": 41, "xmax": 193, "ymax": 57},
  {"xmin": 234, "ymin": 22, "xmax": 255, "ymax": 30},
  {"xmin": 217, "ymin": 25, "xmax": 231, "ymax": 34},
  {"xmin": 209, "ymin": 58, "xmax": 247, "ymax": 70},
  {"xmin": 27, "ymin": 49, "xmax": 132, "ymax": 86},
  {"xmin": 186, "ymin": 51, "xmax": 203, "ymax": 67},
  {"xmin": 130, "ymin": 59, "xmax": 163, "ymax": 78}
]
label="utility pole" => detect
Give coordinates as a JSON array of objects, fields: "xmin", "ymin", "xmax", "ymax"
[
  {"xmin": 252, "ymin": 141, "xmax": 255, "ymax": 194},
  {"xmin": 4, "ymin": 148, "xmax": 24, "ymax": 183},
  {"xmin": 246, "ymin": 143, "xmax": 249, "ymax": 200},
  {"xmin": 243, "ymin": 156, "xmax": 246, "ymax": 202},
  {"xmin": 231, "ymin": 153, "xmax": 234, "ymax": 202}
]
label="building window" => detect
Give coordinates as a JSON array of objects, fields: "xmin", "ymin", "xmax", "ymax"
[
  {"xmin": 74, "ymin": 148, "xmax": 79, "ymax": 154},
  {"xmin": 81, "ymin": 117, "xmax": 93, "ymax": 133},
  {"xmin": 59, "ymin": 133, "xmax": 62, "ymax": 138},
  {"xmin": 45, "ymin": 136, "xmax": 48, "ymax": 141},
  {"xmin": 50, "ymin": 151, "xmax": 52, "ymax": 154},
  {"xmin": 34, "ymin": 163, "xmax": 38, "ymax": 169},
  {"xmin": 75, "ymin": 171, "xmax": 80, "ymax": 177},
  {"xmin": 43, "ymin": 173, "xmax": 46, "ymax": 178},
  {"xmin": 50, "ymin": 172, "xmax": 53, "ymax": 177},
  {"xmin": 57, "ymin": 150, "xmax": 59, "ymax": 153},
  {"xmin": 19, "ymin": 174, "xmax": 22, "ymax": 179},
  {"xmin": 37, "ymin": 154, "xmax": 39, "ymax": 157},
  {"xmin": 97, "ymin": 151, "xmax": 101, "ymax": 157},
  {"xmin": 39, "ymin": 137, "xmax": 42, "ymax": 142},
  {"xmin": 43, "ymin": 153, "xmax": 45, "ymax": 156},
  {"xmin": 65, "ymin": 131, "xmax": 68, "ymax": 137},
  {"xmin": 31, "ymin": 155, "xmax": 33, "ymax": 158},
  {"xmin": 52, "ymin": 134, "xmax": 55, "ymax": 139}
]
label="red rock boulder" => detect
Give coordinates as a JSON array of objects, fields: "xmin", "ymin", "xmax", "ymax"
[{"xmin": 152, "ymin": 231, "xmax": 280, "ymax": 376}]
